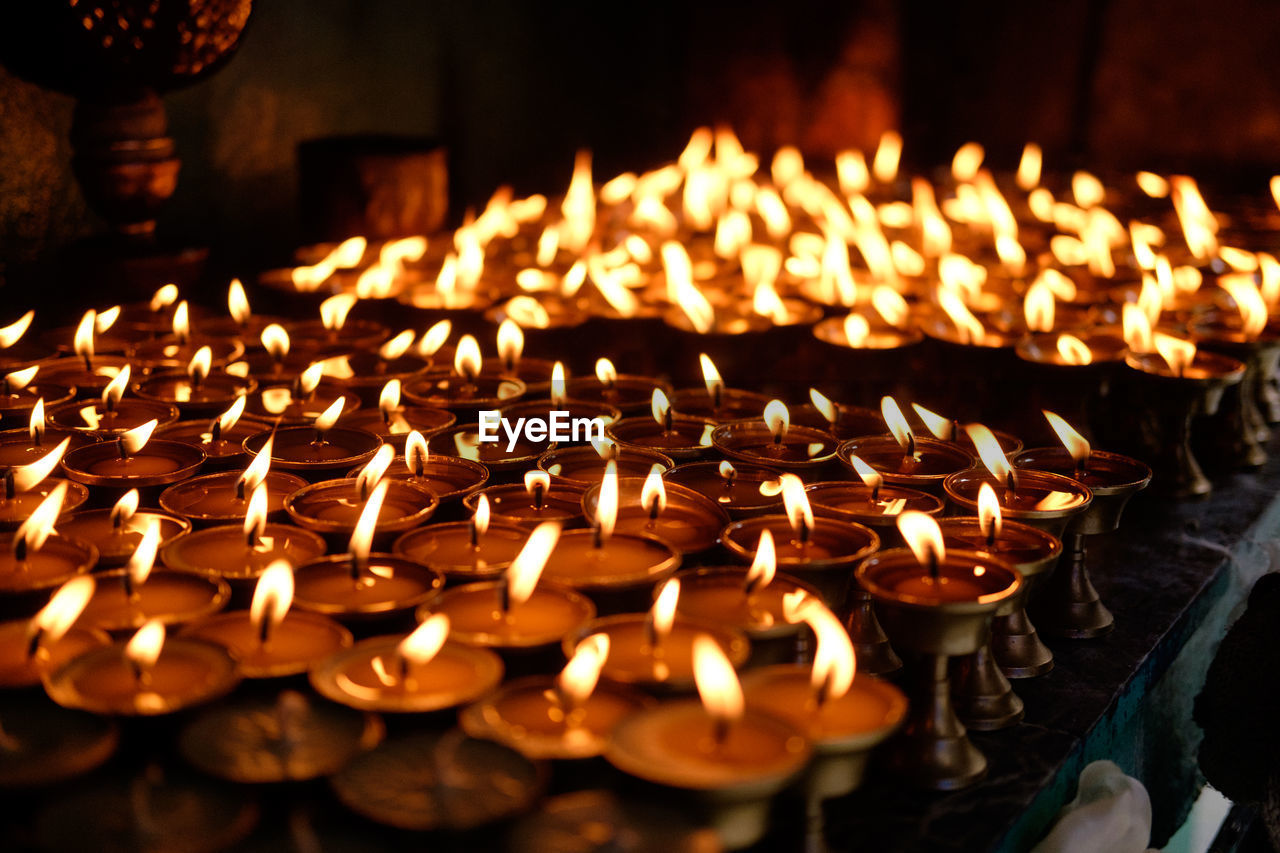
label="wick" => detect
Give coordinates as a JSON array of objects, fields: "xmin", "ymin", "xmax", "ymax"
[
  {"xmin": 498, "ymin": 580, "xmax": 511, "ymax": 615},
  {"xmin": 644, "ymin": 613, "xmax": 663, "ymax": 654},
  {"xmin": 381, "ymin": 406, "xmax": 393, "ymax": 427},
  {"xmin": 950, "ymin": 420, "xmax": 960, "ymax": 442},
  {"xmin": 662, "ymin": 408, "xmax": 673, "ymax": 434},
  {"xmin": 116, "ymin": 438, "xmax": 129, "ymax": 460},
  {"xmin": 906, "ymin": 431, "xmax": 916, "ymax": 459},
  {"xmin": 504, "ymin": 354, "xmax": 515, "ymax": 374},
  {"xmin": 245, "ymin": 525, "xmax": 260, "ymax": 549},
  {"xmin": 190, "ymin": 373, "xmax": 203, "ymax": 392},
  {"xmin": 3, "ymin": 470, "xmax": 12, "ymax": 502},
  {"xmin": 711, "ymin": 716, "xmax": 730, "ymax": 750},
  {"xmin": 26, "ymin": 628, "xmax": 42, "ymax": 660},
  {"xmin": 469, "ymin": 518, "xmax": 479, "ymax": 548},
  {"xmin": 13, "ymin": 538, "xmax": 26, "ymax": 564},
  {"xmin": 129, "ymin": 659, "xmax": 151, "ymax": 688},
  {"xmin": 122, "ymin": 571, "xmax": 135, "ymax": 600},
  {"xmin": 928, "ymin": 549, "xmax": 940, "ymax": 582},
  {"xmin": 398, "ymin": 654, "xmax": 412, "ymax": 688},
  {"xmin": 986, "ymin": 527, "xmax": 996, "ymax": 547},
  {"xmin": 592, "ymin": 523, "xmax": 604, "ymax": 549},
  {"xmin": 648, "ymin": 502, "xmax": 660, "ymax": 523},
  {"xmin": 210, "ymin": 419, "xmax": 221, "ymax": 444},
  {"xmin": 31, "ymin": 427, "xmax": 42, "ymax": 449},
  {"xmin": 105, "ymin": 395, "xmax": 116, "ymax": 415},
  {"xmin": 713, "ymin": 384, "xmax": 722, "ymax": 414},
  {"xmin": 1005, "ymin": 471, "xmax": 1017, "ymax": 500},
  {"xmin": 532, "ymin": 483, "xmax": 544, "ymax": 512},
  {"xmin": 871, "ymin": 482, "xmax": 880, "ymax": 502},
  {"xmin": 814, "ymin": 669, "xmax": 835, "ymax": 711},
  {"xmin": 797, "ymin": 515, "xmax": 811, "ymax": 547},
  {"xmin": 1, "ymin": 379, "xmax": 9, "ymax": 396},
  {"xmin": 81, "ymin": 352, "xmax": 92, "ymax": 371},
  {"xmin": 312, "ymin": 429, "xmax": 326, "ymax": 446},
  {"xmin": 722, "ymin": 470, "xmax": 736, "ymax": 489},
  {"xmin": 349, "ymin": 555, "xmax": 364, "ymax": 584},
  {"xmin": 258, "ymin": 615, "xmax": 272, "ymax": 648},
  {"xmin": 235, "ymin": 478, "xmax": 246, "ymax": 501},
  {"xmin": 1075, "ymin": 457, "xmax": 1087, "ymax": 480}
]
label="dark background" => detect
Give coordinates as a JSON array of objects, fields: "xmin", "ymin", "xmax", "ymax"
[{"xmin": 3, "ymin": 0, "xmax": 1280, "ymax": 282}]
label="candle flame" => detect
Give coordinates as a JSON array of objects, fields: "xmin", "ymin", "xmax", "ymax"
[
  {"xmin": 641, "ymin": 464, "xmax": 667, "ymax": 517},
  {"xmin": 215, "ymin": 395, "xmax": 246, "ymax": 436},
  {"xmin": 651, "ymin": 388, "xmax": 672, "ymax": 429},
  {"xmin": 172, "ymin": 301, "xmax": 190, "ymax": 344},
  {"xmin": 3, "ymin": 365, "xmax": 37, "ymax": 393},
  {"xmin": 871, "ymin": 286, "xmax": 910, "ymax": 329},
  {"xmin": 951, "ymin": 142, "xmax": 984, "ymax": 182},
  {"xmin": 29, "ymin": 398, "xmax": 44, "ymax": 444},
  {"xmin": 898, "ymin": 510, "xmax": 946, "ymax": 568},
  {"xmin": 261, "ymin": 324, "xmax": 290, "ymax": 360},
  {"xmin": 664, "ymin": 242, "xmax": 714, "ymax": 333},
  {"xmin": 418, "ymin": 320, "xmax": 452, "ymax": 359},
  {"xmin": 872, "ymin": 130, "xmax": 903, "ymax": 183},
  {"xmin": 238, "ymin": 433, "xmax": 274, "ymax": 495},
  {"xmin": 124, "ymin": 619, "xmax": 165, "ymax": 675},
  {"xmin": 780, "ymin": 473, "xmax": 813, "ymax": 539},
  {"xmin": 227, "ymin": 279, "xmax": 251, "ymax": 324},
  {"xmin": 507, "ymin": 521, "xmax": 562, "ymax": 607},
  {"xmin": 651, "ymin": 577, "xmax": 681, "ymax": 643},
  {"xmin": 454, "ymin": 335, "xmax": 482, "ymax": 381},
  {"xmin": 1219, "ymin": 274, "xmax": 1268, "ymax": 339},
  {"xmin": 763, "ymin": 400, "xmax": 789, "ymax": 443},
  {"xmin": 1153, "ymin": 333, "xmax": 1197, "ymax": 377},
  {"xmin": 911, "ymin": 403, "xmax": 952, "ymax": 440},
  {"xmin": 1056, "ymin": 334, "xmax": 1093, "ymax": 365},
  {"xmin": 693, "ymin": 634, "xmax": 744, "ymax": 729},
  {"xmin": 111, "ymin": 489, "xmax": 140, "ymax": 527},
  {"xmin": 718, "ymin": 460, "xmax": 736, "ymax": 481},
  {"xmin": 244, "ymin": 482, "xmax": 268, "ymax": 544},
  {"xmin": 524, "ymin": 469, "xmax": 551, "ymax": 500},
  {"xmin": 842, "ymin": 313, "xmax": 870, "ymax": 347},
  {"xmin": 12, "ymin": 437, "xmax": 70, "ymax": 492},
  {"xmin": 746, "ymin": 527, "xmax": 776, "ymax": 591},
  {"xmin": 314, "ymin": 397, "xmax": 346, "ymax": 434},
  {"xmin": 836, "ymin": 149, "xmax": 870, "ymax": 196},
  {"xmin": 405, "ymin": 431, "xmax": 429, "ymax": 477},
  {"xmin": 378, "ymin": 330, "xmax": 416, "ymax": 362},
  {"xmin": 120, "ymin": 419, "xmax": 158, "ymax": 455},
  {"xmin": 473, "ymin": 493, "xmax": 491, "ymax": 537},
  {"xmin": 1017, "ymin": 143, "xmax": 1042, "ymax": 190},
  {"xmin": 558, "ymin": 633, "xmax": 610, "ymax": 708},
  {"xmin": 1044, "ymin": 410, "xmax": 1091, "ymax": 466},
  {"xmin": 550, "ymin": 362, "xmax": 567, "ymax": 407},
  {"xmin": 30, "ymin": 575, "xmax": 95, "ymax": 648},
  {"xmin": 74, "ymin": 310, "xmax": 96, "ymax": 363},
  {"xmin": 356, "ymin": 444, "xmax": 394, "ymax": 496},
  {"xmin": 96, "ymin": 306, "xmax": 120, "ymax": 334},
  {"xmin": 379, "ymin": 380, "xmax": 402, "ymax": 421},
  {"xmin": 595, "ymin": 358, "xmax": 617, "ymax": 386},
  {"xmin": 698, "ymin": 354, "xmax": 723, "ymax": 403},
  {"xmin": 125, "ymin": 520, "xmax": 161, "ymax": 589},
  {"xmin": 596, "ymin": 460, "xmax": 619, "ymax": 542},
  {"xmin": 320, "ymin": 293, "xmax": 357, "ymax": 331},
  {"xmin": 937, "ymin": 287, "xmax": 987, "ymax": 345},
  {"xmin": 250, "ymin": 560, "xmax": 294, "ymax": 639},
  {"xmin": 328, "ymin": 236, "xmax": 367, "ymax": 268},
  {"xmin": 881, "ymin": 396, "xmax": 915, "ymax": 452},
  {"xmin": 977, "ymin": 483, "xmax": 1003, "ymax": 542},
  {"xmin": 964, "ymin": 423, "xmax": 1014, "ymax": 486},
  {"xmin": 848, "ymin": 454, "xmax": 884, "ymax": 491},
  {"xmin": 1137, "ymin": 171, "xmax": 1170, "ymax": 198},
  {"xmin": 187, "ymin": 346, "xmax": 212, "ymax": 385},
  {"xmin": 349, "ymin": 479, "xmax": 390, "ymax": 569},
  {"xmin": 398, "ymin": 613, "xmax": 450, "ymax": 668},
  {"xmin": 1123, "ymin": 304, "xmax": 1155, "ymax": 354},
  {"xmin": 102, "ymin": 365, "xmax": 131, "ymax": 411},
  {"xmin": 496, "ymin": 319, "xmax": 524, "ymax": 369},
  {"xmin": 808, "ymin": 388, "xmax": 838, "ymax": 424},
  {"xmin": 788, "ymin": 593, "xmax": 856, "ymax": 702},
  {"xmin": 150, "ymin": 284, "xmax": 179, "ymax": 312},
  {"xmin": 0, "ymin": 310, "xmax": 34, "ymax": 349},
  {"xmin": 1170, "ymin": 176, "xmax": 1219, "ymax": 260},
  {"xmin": 1024, "ymin": 282, "xmax": 1055, "ymax": 332},
  {"xmin": 14, "ymin": 481, "xmax": 67, "ymax": 555}
]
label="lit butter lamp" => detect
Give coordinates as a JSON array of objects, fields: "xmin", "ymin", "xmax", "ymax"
[
  {"xmin": 0, "ymin": 310, "xmax": 44, "ymax": 370},
  {"xmin": 810, "ymin": 302, "xmax": 924, "ymax": 403},
  {"xmin": 285, "ymin": 444, "xmax": 440, "ymax": 549},
  {"xmin": 327, "ymin": 329, "xmax": 440, "ymax": 407},
  {"xmin": 538, "ymin": 461, "xmax": 682, "ymax": 610},
  {"xmin": 1122, "ymin": 314, "xmax": 1244, "ymax": 497},
  {"xmin": 663, "ymin": 460, "xmax": 784, "ymax": 520},
  {"xmin": 943, "ymin": 424, "xmax": 1093, "ymax": 539},
  {"xmin": 239, "ymin": 323, "xmax": 324, "ymax": 384},
  {"xmin": 425, "ymin": 522, "xmax": 597, "ymax": 670},
  {"xmin": 242, "ymin": 360, "xmax": 363, "ymax": 428},
  {"xmin": 57, "ymin": 488, "xmax": 190, "ymax": 568},
  {"xmin": 158, "ymin": 432, "xmax": 307, "ymax": 526},
  {"xmin": 178, "ymin": 688, "xmax": 383, "ymax": 785},
  {"xmin": 742, "ymin": 594, "xmax": 907, "ymax": 850},
  {"xmin": 0, "ymin": 576, "xmax": 107, "ymax": 688},
  {"xmin": 290, "ymin": 480, "xmax": 445, "ymax": 622},
  {"xmin": 0, "ymin": 398, "xmax": 92, "ymax": 469},
  {"xmin": 604, "ymin": 634, "xmax": 811, "ymax": 850},
  {"xmin": 606, "ymin": 389, "xmax": 717, "ymax": 462},
  {"xmin": 428, "ymin": 421, "xmax": 544, "ymax": 479},
  {"xmin": 195, "ymin": 279, "xmax": 288, "ymax": 345},
  {"xmin": 132, "ymin": 345, "xmax": 257, "ymax": 419},
  {"xmin": 854, "ymin": 512, "xmax": 1022, "ymax": 790},
  {"xmin": 44, "ymin": 618, "xmax": 239, "ymax": 716},
  {"xmin": 242, "ymin": 396, "xmax": 381, "ymax": 482},
  {"xmin": 566, "ymin": 357, "xmax": 671, "ymax": 416},
  {"xmin": 794, "ymin": 387, "xmax": 888, "ymax": 442},
  {"xmin": 156, "ymin": 395, "xmax": 265, "ymax": 471},
  {"xmin": 498, "ymin": 361, "xmax": 621, "ymax": 440},
  {"xmin": 537, "ymin": 436, "xmax": 674, "ymax": 487},
  {"xmin": 281, "ymin": 292, "xmax": 390, "ymax": 356},
  {"xmin": 941, "ymin": 484, "xmax": 1062, "ymax": 730},
  {"xmin": 460, "ymin": 633, "xmax": 654, "ymax": 760},
  {"xmin": 75, "ymin": 520, "xmax": 230, "ymax": 632},
  {"xmin": 1015, "ymin": 411, "xmax": 1151, "ymax": 639},
  {"xmin": 911, "ymin": 401, "xmax": 1023, "ymax": 456},
  {"xmin": 0, "ymin": 437, "xmax": 90, "ymax": 530},
  {"xmin": 180, "ymin": 559, "xmax": 352, "ymax": 678},
  {"xmin": 63, "ymin": 417, "xmax": 206, "ymax": 506},
  {"xmin": 402, "ymin": 334, "xmax": 527, "ymax": 414},
  {"xmin": 48, "ymin": 366, "xmax": 180, "ymax": 438},
  {"xmin": 160, "ymin": 481, "xmax": 327, "ymax": 590},
  {"xmin": 0, "ymin": 365, "xmax": 73, "ymax": 427},
  {"xmin": 335, "ymin": 378, "xmax": 456, "ymax": 453},
  {"xmin": 379, "ymin": 430, "xmax": 489, "ymax": 508},
  {"xmin": 580, "ymin": 466, "xmax": 728, "ymax": 554},
  {"xmin": 395, "ymin": 493, "xmax": 527, "ymax": 581},
  {"xmin": 837, "ymin": 397, "xmax": 976, "ymax": 497},
  {"xmin": 464, "ymin": 469, "xmax": 586, "ymax": 531},
  {"xmin": 486, "ymin": 318, "xmax": 557, "ymax": 392},
  {"xmin": 125, "ymin": 300, "xmax": 245, "ymax": 371},
  {"xmin": 568, "ymin": 578, "xmax": 748, "ymax": 694},
  {"xmin": 720, "ymin": 474, "xmax": 880, "ymax": 610},
  {"xmin": 0, "ymin": 483, "xmax": 98, "ymax": 596},
  {"xmin": 674, "ymin": 528, "xmax": 821, "ymax": 666},
  {"xmin": 670, "ymin": 353, "xmax": 773, "ymax": 424},
  {"xmin": 311, "ymin": 612, "xmax": 503, "ymax": 714},
  {"xmin": 36, "ymin": 308, "xmax": 131, "ymax": 398},
  {"xmin": 712, "ymin": 400, "xmax": 839, "ymax": 474}
]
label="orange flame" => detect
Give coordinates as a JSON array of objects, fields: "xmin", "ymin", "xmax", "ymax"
[
  {"xmin": 12, "ymin": 437, "xmax": 70, "ymax": 492},
  {"xmin": 1024, "ymin": 282, "xmax": 1055, "ymax": 333},
  {"xmin": 228, "ymin": 279, "xmax": 251, "ymax": 325},
  {"xmin": 1017, "ymin": 143, "xmax": 1042, "ymax": 190},
  {"xmin": 843, "ymin": 313, "xmax": 870, "ymax": 347},
  {"xmin": 650, "ymin": 577, "xmax": 681, "ymax": 644},
  {"xmin": 348, "ymin": 480, "xmax": 389, "ymax": 570},
  {"xmin": 120, "ymin": 419, "xmax": 158, "ymax": 455},
  {"xmin": 1055, "ymin": 334, "xmax": 1093, "ymax": 365},
  {"xmin": 848, "ymin": 453, "xmax": 884, "ymax": 492},
  {"xmin": 418, "ymin": 320, "xmax": 452, "ymax": 359},
  {"xmin": 454, "ymin": 335, "xmax": 482, "ymax": 381},
  {"xmin": 398, "ymin": 613, "xmax": 450, "ymax": 670},
  {"xmin": 172, "ymin": 301, "xmax": 190, "ymax": 344},
  {"xmin": 150, "ymin": 284, "xmax": 179, "ymax": 312},
  {"xmin": 14, "ymin": 481, "xmax": 67, "ymax": 555},
  {"xmin": 30, "ymin": 575, "xmax": 95, "ymax": 648},
  {"xmin": 550, "ymin": 362, "xmax": 567, "ymax": 407},
  {"xmin": 808, "ymin": 388, "xmax": 838, "ymax": 425},
  {"xmin": 596, "ymin": 460, "xmax": 619, "ymax": 542},
  {"xmin": 1137, "ymin": 171, "xmax": 1170, "ymax": 198},
  {"xmin": 977, "ymin": 483, "xmax": 1003, "ymax": 542},
  {"xmin": 0, "ymin": 311, "xmax": 34, "ymax": 349},
  {"xmin": 507, "ymin": 521, "xmax": 562, "ymax": 607},
  {"xmin": 261, "ymin": 324, "xmax": 290, "ymax": 360},
  {"xmin": 125, "ymin": 619, "xmax": 165, "ymax": 678},
  {"xmin": 763, "ymin": 400, "xmax": 790, "ymax": 444},
  {"xmin": 357, "ymin": 444, "xmax": 395, "ymax": 497},
  {"xmin": 125, "ymin": 520, "xmax": 161, "ymax": 589},
  {"xmin": 911, "ymin": 403, "xmax": 953, "ymax": 441},
  {"xmin": 186, "ymin": 346, "xmax": 212, "ymax": 385},
  {"xmin": 472, "ymin": 493, "xmax": 491, "ymax": 538},
  {"xmin": 1219, "ymin": 275, "xmax": 1268, "ymax": 339},
  {"xmin": 693, "ymin": 634, "xmax": 744, "ymax": 730},
  {"xmin": 1153, "ymin": 333, "xmax": 1196, "ymax": 377},
  {"xmin": 29, "ymin": 398, "xmax": 44, "ymax": 445},
  {"xmin": 314, "ymin": 397, "xmax": 346, "ymax": 435},
  {"xmin": 250, "ymin": 560, "xmax": 294, "ymax": 642},
  {"xmin": 881, "ymin": 396, "xmax": 915, "ymax": 453},
  {"xmin": 641, "ymin": 464, "xmax": 667, "ymax": 518},
  {"xmin": 872, "ymin": 131, "xmax": 903, "ymax": 183},
  {"xmin": 1044, "ymin": 409, "xmax": 1091, "ymax": 466},
  {"xmin": 244, "ymin": 482, "xmax": 268, "ymax": 546},
  {"xmin": 405, "ymin": 430, "xmax": 429, "ymax": 477},
  {"xmin": 780, "ymin": 473, "xmax": 814, "ymax": 540},
  {"xmin": 558, "ymin": 633, "xmax": 610, "ymax": 708},
  {"xmin": 786, "ymin": 593, "xmax": 856, "ymax": 701},
  {"xmin": 897, "ymin": 510, "xmax": 946, "ymax": 568},
  {"xmin": 496, "ymin": 319, "xmax": 523, "ymax": 371},
  {"xmin": 110, "ymin": 490, "xmax": 139, "ymax": 528},
  {"xmin": 1123, "ymin": 303, "xmax": 1155, "ymax": 354},
  {"xmin": 745, "ymin": 527, "xmax": 776, "ymax": 592},
  {"xmin": 319, "ymin": 293, "xmax": 357, "ymax": 332},
  {"xmin": 102, "ymin": 364, "xmax": 131, "ymax": 411},
  {"xmin": 964, "ymin": 423, "xmax": 1015, "ymax": 486}
]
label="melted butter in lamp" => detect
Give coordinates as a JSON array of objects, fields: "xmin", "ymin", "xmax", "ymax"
[
  {"xmin": 182, "ymin": 611, "xmax": 350, "ymax": 677},
  {"xmin": 429, "ymin": 582, "xmax": 595, "ymax": 647},
  {"xmin": 743, "ymin": 668, "xmax": 906, "ymax": 741},
  {"xmin": 889, "ymin": 573, "xmax": 988, "ymax": 601}
]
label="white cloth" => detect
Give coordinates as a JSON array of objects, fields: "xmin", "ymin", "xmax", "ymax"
[{"xmin": 1032, "ymin": 760, "xmax": 1156, "ymax": 853}]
